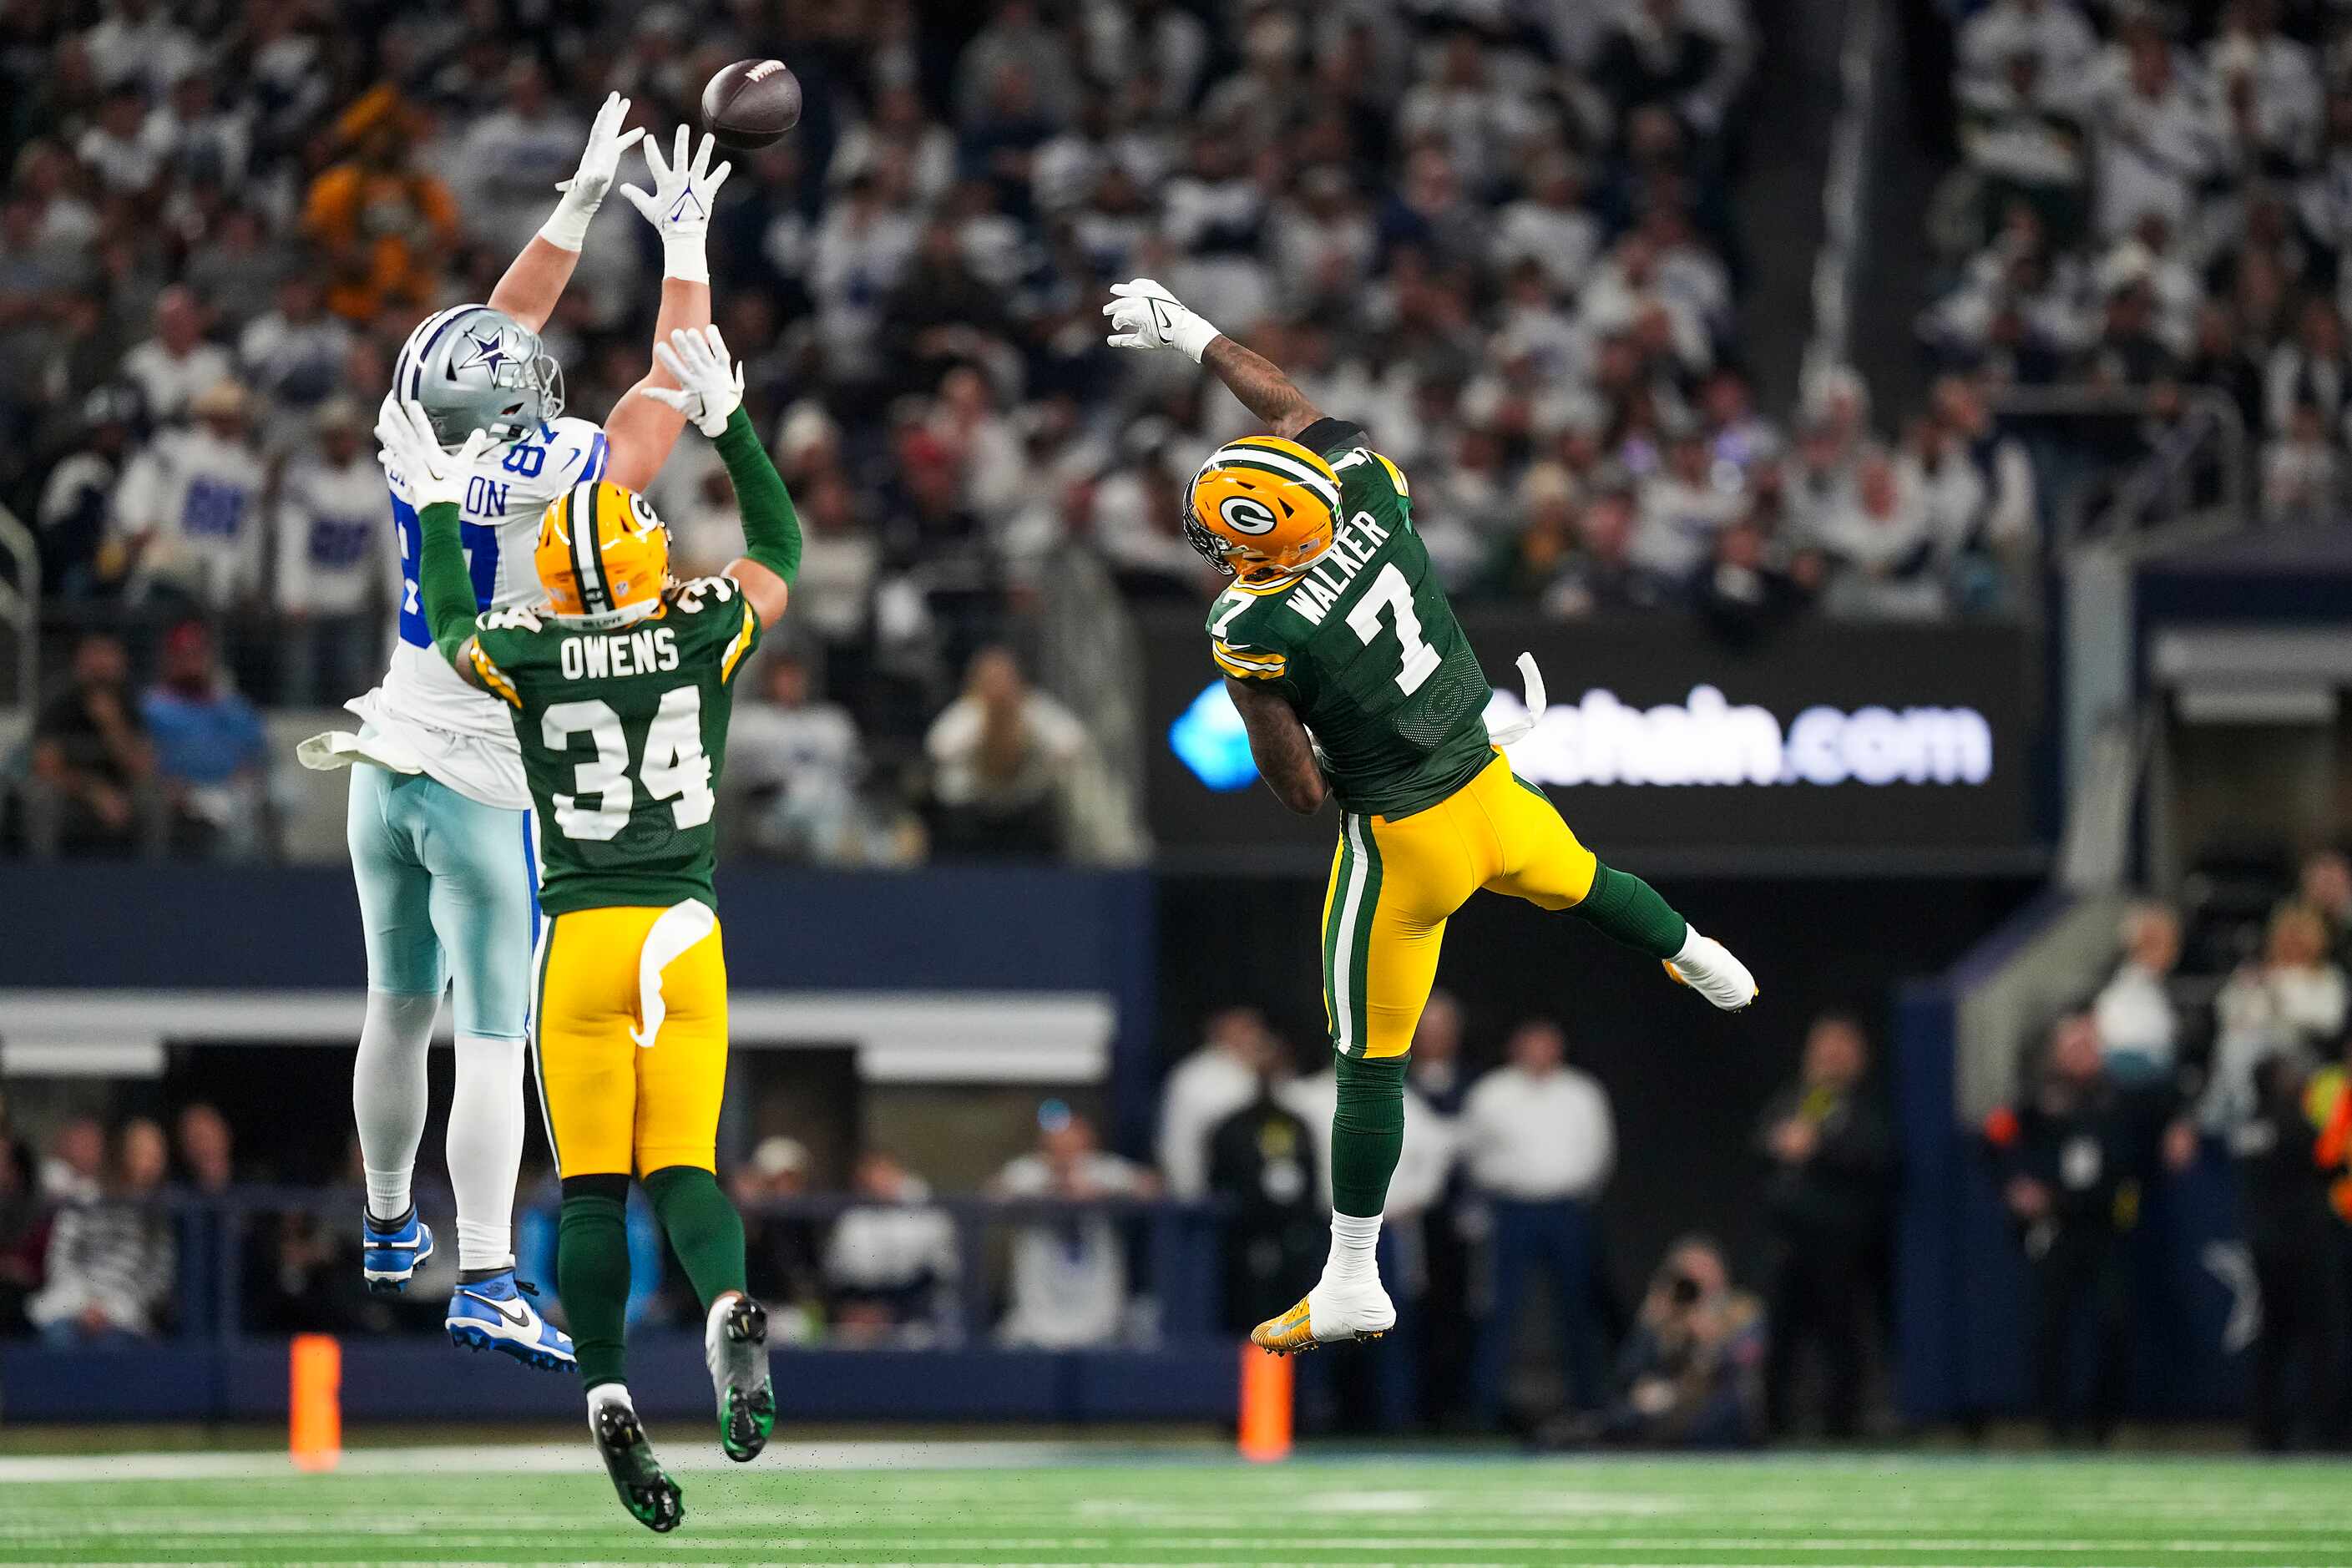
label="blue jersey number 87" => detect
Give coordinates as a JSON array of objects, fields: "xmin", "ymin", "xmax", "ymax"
[{"xmin": 391, "ymin": 493, "xmax": 501, "ymax": 650}]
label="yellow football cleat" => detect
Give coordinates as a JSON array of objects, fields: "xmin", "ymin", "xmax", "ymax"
[{"xmin": 1250, "ymin": 1280, "xmax": 1396, "ymax": 1355}]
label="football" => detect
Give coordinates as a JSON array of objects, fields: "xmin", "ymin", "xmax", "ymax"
[{"xmin": 701, "ymin": 58, "xmax": 801, "ymax": 151}]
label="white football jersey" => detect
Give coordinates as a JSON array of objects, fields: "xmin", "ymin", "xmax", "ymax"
[{"xmin": 346, "ymin": 414, "xmax": 609, "ymax": 808}]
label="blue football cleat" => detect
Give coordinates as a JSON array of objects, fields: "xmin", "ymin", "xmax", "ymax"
[
  {"xmin": 361, "ymin": 1207, "xmax": 434, "ymax": 1295},
  {"xmin": 447, "ymin": 1269, "xmax": 577, "ymax": 1372}
]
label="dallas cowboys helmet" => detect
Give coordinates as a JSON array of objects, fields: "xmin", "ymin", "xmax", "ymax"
[{"xmin": 392, "ymin": 304, "xmax": 564, "ymax": 447}]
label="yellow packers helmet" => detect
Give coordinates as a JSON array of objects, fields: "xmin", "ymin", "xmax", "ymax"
[
  {"xmin": 534, "ymin": 479, "xmax": 671, "ymax": 623},
  {"xmin": 1185, "ymin": 435, "xmax": 1341, "ymax": 583}
]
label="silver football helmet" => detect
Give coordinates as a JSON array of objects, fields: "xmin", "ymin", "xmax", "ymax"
[{"xmin": 392, "ymin": 304, "xmax": 564, "ymax": 446}]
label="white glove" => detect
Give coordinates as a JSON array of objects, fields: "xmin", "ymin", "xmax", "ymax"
[
  {"xmin": 375, "ymin": 397, "xmax": 489, "ymax": 509},
  {"xmin": 642, "ymin": 324, "xmax": 746, "ymax": 438},
  {"xmin": 1103, "ymin": 277, "xmax": 1222, "ymax": 363},
  {"xmin": 620, "ymin": 125, "xmax": 732, "ymax": 285},
  {"xmin": 539, "ymin": 92, "xmax": 646, "ymax": 252}
]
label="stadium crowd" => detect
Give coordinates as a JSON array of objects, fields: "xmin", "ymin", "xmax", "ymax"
[
  {"xmin": 23, "ymin": 854, "xmax": 2352, "ymax": 1449},
  {"xmin": 1925, "ymin": 0, "xmax": 2352, "ymax": 529},
  {"xmin": 1993, "ymin": 847, "xmax": 2352, "ymax": 1449},
  {"xmin": 0, "ymin": 0, "xmax": 2086, "ymax": 866},
  {"xmin": 0, "ymin": 997, "xmax": 1874, "ymax": 1447}
]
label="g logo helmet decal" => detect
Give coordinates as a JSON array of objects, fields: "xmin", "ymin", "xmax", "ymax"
[{"xmin": 1219, "ymin": 494, "xmax": 1279, "ymax": 534}]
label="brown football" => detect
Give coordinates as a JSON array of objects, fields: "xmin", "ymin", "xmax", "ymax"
[{"xmin": 701, "ymin": 58, "xmax": 801, "ymax": 151}]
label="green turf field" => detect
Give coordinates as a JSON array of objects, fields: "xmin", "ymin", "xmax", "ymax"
[{"xmin": 4, "ymin": 1443, "xmax": 2351, "ymax": 1565}]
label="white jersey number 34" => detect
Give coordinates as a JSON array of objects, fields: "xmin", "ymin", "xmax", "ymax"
[{"xmin": 539, "ymin": 687, "xmax": 714, "ymax": 841}]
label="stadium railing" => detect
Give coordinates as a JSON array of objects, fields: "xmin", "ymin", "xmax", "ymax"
[
  {"xmin": 0, "ymin": 1186, "xmax": 1239, "ymax": 1425},
  {"xmin": 1988, "ymin": 384, "xmax": 2248, "ymax": 549},
  {"xmin": 0, "ymin": 499, "xmax": 34, "ymax": 710}
]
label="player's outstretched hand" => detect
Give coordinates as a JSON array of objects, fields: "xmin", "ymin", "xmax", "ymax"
[
  {"xmin": 554, "ymin": 91, "xmax": 646, "ymax": 211},
  {"xmin": 643, "ymin": 325, "xmax": 746, "ymax": 438},
  {"xmin": 620, "ymin": 126, "xmax": 731, "ymax": 245},
  {"xmin": 375, "ymin": 398, "xmax": 489, "ymax": 509},
  {"xmin": 1103, "ymin": 277, "xmax": 1221, "ymax": 363}
]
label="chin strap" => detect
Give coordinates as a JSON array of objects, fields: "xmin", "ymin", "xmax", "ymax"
[{"xmin": 1485, "ymin": 652, "xmax": 1549, "ymax": 746}]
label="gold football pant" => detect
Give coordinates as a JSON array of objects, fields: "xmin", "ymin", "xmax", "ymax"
[
  {"xmin": 531, "ymin": 902, "xmax": 729, "ymax": 1176},
  {"xmin": 1322, "ymin": 751, "xmax": 1597, "ymax": 1060}
]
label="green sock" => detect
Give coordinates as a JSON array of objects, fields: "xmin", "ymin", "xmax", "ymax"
[
  {"xmin": 1571, "ymin": 862, "xmax": 1689, "ymax": 959},
  {"xmin": 556, "ymin": 1191, "xmax": 631, "ymax": 1390},
  {"xmin": 1329, "ymin": 1051, "xmax": 1406, "ymax": 1219},
  {"xmin": 641, "ymin": 1165, "xmax": 747, "ymax": 1309}
]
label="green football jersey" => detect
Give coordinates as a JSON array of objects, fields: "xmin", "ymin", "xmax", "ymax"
[
  {"xmin": 469, "ymin": 574, "xmax": 762, "ymax": 915},
  {"xmin": 1206, "ymin": 419, "xmax": 1494, "ymax": 818}
]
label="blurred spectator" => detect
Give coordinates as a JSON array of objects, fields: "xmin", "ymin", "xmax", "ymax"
[
  {"xmin": 0, "ymin": 1128, "xmax": 43, "ymax": 1334},
  {"xmin": 1597, "ymin": 0, "xmax": 1743, "ymax": 141},
  {"xmin": 1464, "ymin": 1019, "xmax": 1616, "ymax": 1426},
  {"xmin": 255, "ymin": 1210, "xmax": 358, "ymax": 1334},
  {"xmin": 2210, "ymin": 902, "xmax": 2349, "ymax": 1129},
  {"xmin": 23, "ymin": 632, "xmax": 165, "ymax": 859},
  {"xmin": 1578, "ymin": 1235, "xmax": 1766, "ymax": 1449},
  {"xmin": 238, "ymin": 271, "xmax": 350, "ymax": 425},
  {"xmin": 1755, "ymin": 1014, "xmax": 1893, "ymax": 1439},
  {"xmin": 1206, "ymin": 1035, "xmax": 1320, "ymax": 1337},
  {"xmin": 37, "ymin": 1117, "xmax": 105, "ymax": 1206},
  {"xmin": 727, "ymin": 651, "xmax": 866, "ymax": 863},
  {"xmin": 35, "ymin": 385, "xmax": 140, "ymax": 598},
  {"xmin": 1693, "ymin": 517, "xmax": 1807, "ymax": 646},
  {"xmin": 141, "ymin": 620, "xmax": 268, "ymax": 859},
  {"xmin": 1812, "ymin": 453, "xmax": 1946, "ymax": 620},
  {"xmin": 731, "ymin": 1136, "xmax": 820, "ymax": 1338},
  {"xmin": 923, "ymin": 645, "xmax": 1092, "ymax": 860},
  {"xmin": 2299, "ymin": 850, "xmax": 2352, "ymax": 971},
  {"xmin": 1493, "ymin": 153, "xmax": 1603, "ymax": 297},
  {"xmin": 452, "ymin": 60, "xmax": 584, "ymax": 260},
  {"xmin": 2262, "ymin": 401, "xmax": 2339, "ymax": 522},
  {"xmin": 2093, "ymin": 901, "xmax": 2185, "ymax": 1085},
  {"xmin": 823, "ymin": 1150, "xmax": 957, "ymax": 1345},
  {"xmin": 119, "ymin": 286, "xmax": 229, "ymax": 424},
  {"xmin": 28, "ymin": 1118, "xmax": 174, "ymax": 1344},
  {"xmin": 274, "ymin": 398, "xmax": 388, "ymax": 705},
  {"xmin": 1985, "ymin": 1011, "xmax": 2195, "ymax": 1443},
  {"xmin": 174, "ymin": 1103, "xmax": 233, "ymax": 1195},
  {"xmin": 650, "ymin": 449, "xmax": 746, "ymax": 581},
  {"xmin": 994, "ymin": 1105, "xmax": 1156, "ymax": 1348},
  {"xmin": 301, "ymin": 89, "xmax": 459, "ymax": 321},
  {"xmin": 785, "ymin": 468, "xmax": 880, "ymax": 654},
  {"xmin": 2232, "ymin": 1050, "xmax": 2343, "ymax": 1451},
  {"xmin": 1157, "ymin": 1005, "xmax": 1275, "ymax": 1202},
  {"xmin": 107, "ymin": 377, "xmax": 266, "ymax": 609},
  {"xmin": 1633, "ymin": 429, "xmax": 1743, "ymax": 582}
]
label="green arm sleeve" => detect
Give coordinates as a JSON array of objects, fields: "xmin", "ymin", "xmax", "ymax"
[
  {"xmin": 715, "ymin": 406, "xmax": 801, "ymax": 584},
  {"xmin": 417, "ymin": 500, "xmax": 480, "ymax": 667}
]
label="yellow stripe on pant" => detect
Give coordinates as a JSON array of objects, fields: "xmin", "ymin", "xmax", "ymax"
[
  {"xmin": 1321, "ymin": 751, "xmax": 1599, "ymax": 1060},
  {"xmin": 532, "ymin": 903, "xmax": 730, "ymax": 1176}
]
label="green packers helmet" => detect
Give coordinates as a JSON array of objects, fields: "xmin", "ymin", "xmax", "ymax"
[{"xmin": 393, "ymin": 304, "xmax": 564, "ymax": 446}]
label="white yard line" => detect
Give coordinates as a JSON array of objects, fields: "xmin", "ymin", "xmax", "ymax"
[{"xmin": 0, "ymin": 1438, "xmax": 1172, "ymax": 1483}]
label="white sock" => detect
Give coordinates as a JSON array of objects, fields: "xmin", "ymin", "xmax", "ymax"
[
  {"xmin": 1673, "ymin": 925, "xmax": 1707, "ymax": 964},
  {"xmin": 353, "ymin": 991, "xmax": 438, "ymax": 1223},
  {"xmin": 448, "ymin": 1032, "xmax": 524, "ymax": 1272},
  {"xmin": 1323, "ymin": 1211, "xmax": 1383, "ymax": 1289},
  {"xmin": 587, "ymin": 1382, "xmax": 634, "ymax": 1424}
]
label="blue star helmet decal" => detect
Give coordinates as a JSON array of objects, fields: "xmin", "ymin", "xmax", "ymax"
[
  {"xmin": 454, "ymin": 326, "xmax": 511, "ymax": 377},
  {"xmin": 1168, "ymin": 680, "xmax": 1259, "ymax": 792}
]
